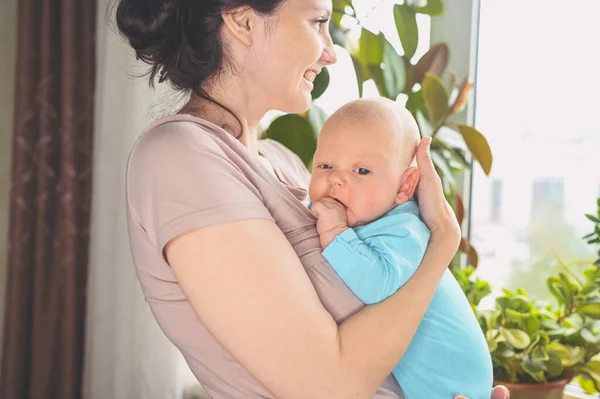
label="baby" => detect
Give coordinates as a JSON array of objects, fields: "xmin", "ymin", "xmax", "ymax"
[{"xmin": 309, "ymin": 98, "xmax": 493, "ymax": 399}]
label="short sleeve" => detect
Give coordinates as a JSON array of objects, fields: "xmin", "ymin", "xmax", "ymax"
[{"xmin": 126, "ymin": 121, "xmax": 274, "ymax": 253}]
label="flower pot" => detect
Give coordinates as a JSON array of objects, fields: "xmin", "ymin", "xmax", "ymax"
[{"xmin": 494, "ymin": 380, "xmax": 569, "ymax": 399}]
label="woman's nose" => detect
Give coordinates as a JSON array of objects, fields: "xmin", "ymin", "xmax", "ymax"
[{"xmin": 320, "ymin": 30, "xmax": 338, "ymax": 65}]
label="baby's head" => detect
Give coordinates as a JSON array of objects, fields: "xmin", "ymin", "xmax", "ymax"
[{"xmin": 309, "ymin": 97, "xmax": 421, "ymax": 227}]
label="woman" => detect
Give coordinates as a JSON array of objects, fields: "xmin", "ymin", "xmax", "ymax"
[{"xmin": 117, "ymin": 0, "xmax": 509, "ymax": 398}]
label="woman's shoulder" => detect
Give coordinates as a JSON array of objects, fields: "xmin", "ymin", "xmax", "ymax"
[{"xmin": 130, "ymin": 114, "xmax": 230, "ymax": 163}]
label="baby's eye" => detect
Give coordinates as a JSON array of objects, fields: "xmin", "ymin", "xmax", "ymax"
[
  {"xmin": 353, "ymin": 168, "xmax": 371, "ymax": 175},
  {"xmin": 318, "ymin": 164, "xmax": 333, "ymax": 170}
]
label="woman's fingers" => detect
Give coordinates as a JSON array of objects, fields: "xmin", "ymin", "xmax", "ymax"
[
  {"xmin": 415, "ymin": 137, "xmax": 436, "ymax": 182},
  {"xmin": 454, "ymin": 385, "xmax": 510, "ymax": 399},
  {"xmin": 491, "ymin": 385, "xmax": 510, "ymax": 399}
]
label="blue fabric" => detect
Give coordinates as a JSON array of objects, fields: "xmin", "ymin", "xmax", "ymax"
[{"xmin": 322, "ymin": 200, "xmax": 493, "ymax": 399}]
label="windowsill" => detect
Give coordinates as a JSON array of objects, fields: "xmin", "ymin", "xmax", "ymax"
[{"xmin": 564, "ymin": 384, "xmax": 597, "ymax": 399}]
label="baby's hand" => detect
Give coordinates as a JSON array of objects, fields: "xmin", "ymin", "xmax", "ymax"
[{"xmin": 311, "ymin": 197, "xmax": 349, "ymax": 249}]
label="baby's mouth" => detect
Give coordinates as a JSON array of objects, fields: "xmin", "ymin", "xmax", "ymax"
[{"xmin": 331, "ymin": 197, "xmax": 347, "ymax": 209}]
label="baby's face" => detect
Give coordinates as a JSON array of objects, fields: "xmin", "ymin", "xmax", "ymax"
[{"xmin": 309, "ymin": 118, "xmax": 410, "ymax": 227}]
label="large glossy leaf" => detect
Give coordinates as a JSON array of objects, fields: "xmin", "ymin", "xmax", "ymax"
[
  {"xmin": 367, "ymin": 65, "xmax": 390, "ymax": 99},
  {"xmin": 456, "ymin": 125, "xmax": 493, "ymax": 175},
  {"xmin": 311, "ymin": 67, "xmax": 330, "ymax": 100},
  {"xmin": 406, "ymin": 89, "xmax": 429, "ymax": 121},
  {"xmin": 411, "ymin": 0, "xmax": 445, "ymax": 16},
  {"xmin": 329, "ymin": 22, "xmax": 347, "ymax": 46},
  {"xmin": 422, "ymin": 73, "xmax": 449, "ymax": 125},
  {"xmin": 431, "ymin": 150, "xmax": 455, "ymax": 187},
  {"xmin": 350, "ymin": 55, "xmax": 366, "ymax": 97},
  {"xmin": 306, "ymin": 104, "xmax": 329, "ymax": 135},
  {"xmin": 265, "ymin": 114, "xmax": 317, "ymax": 167},
  {"xmin": 393, "ymin": 4, "xmax": 419, "ymax": 60},
  {"xmin": 332, "ymin": 0, "xmax": 354, "ymax": 26},
  {"xmin": 382, "ymin": 40, "xmax": 407, "ymax": 98},
  {"xmin": 414, "ymin": 43, "xmax": 449, "ymax": 85},
  {"xmin": 359, "ymin": 28, "xmax": 384, "ymax": 66}
]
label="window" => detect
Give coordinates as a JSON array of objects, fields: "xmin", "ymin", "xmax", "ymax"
[{"xmin": 469, "ymin": 0, "xmax": 599, "ymax": 304}]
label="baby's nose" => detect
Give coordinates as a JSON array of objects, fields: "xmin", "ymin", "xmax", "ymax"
[{"xmin": 327, "ymin": 171, "xmax": 345, "ymax": 187}]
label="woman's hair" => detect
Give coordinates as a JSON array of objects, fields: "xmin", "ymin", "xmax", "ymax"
[{"xmin": 114, "ymin": 0, "xmax": 285, "ymax": 132}]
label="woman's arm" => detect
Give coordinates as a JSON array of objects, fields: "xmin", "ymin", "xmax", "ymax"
[
  {"xmin": 165, "ymin": 137, "xmax": 465, "ymax": 399},
  {"xmin": 166, "ymin": 218, "xmax": 458, "ymax": 399}
]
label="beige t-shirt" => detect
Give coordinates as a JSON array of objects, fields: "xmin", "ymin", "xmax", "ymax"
[{"xmin": 126, "ymin": 114, "xmax": 404, "ymax": 398}]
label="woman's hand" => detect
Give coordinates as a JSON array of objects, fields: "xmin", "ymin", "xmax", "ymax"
[
  {"xmin": 414, "ymin": 137, "xmax": 461, "ymax": 249},
  {"xmin": 455, "ymin": 385, "xmax": 510, "ymax": 399}
]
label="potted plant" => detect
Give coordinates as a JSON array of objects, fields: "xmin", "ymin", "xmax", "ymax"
[{"xmin": 455, "ymin": 199, "xmax": 600, "ymax": 399}]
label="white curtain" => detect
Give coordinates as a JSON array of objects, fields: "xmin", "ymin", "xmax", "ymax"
[{"xmin": 83, "ymin": 1, "xmax": 203, "ymax": 398}]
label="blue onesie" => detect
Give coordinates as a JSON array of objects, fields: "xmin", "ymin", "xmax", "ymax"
[{"xmin": 321, "ymin": 200, "xmax": 493, "ymax": 399}]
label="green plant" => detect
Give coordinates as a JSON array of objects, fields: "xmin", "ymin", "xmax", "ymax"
[
  {"xmin": 584, "ymin": 198, "xmax": 600, "ymax": 267},
  {"xmin": 263, "ymin": 0, "xmax": 492, "ymax": 268},
  {"xmin": 456, "ymin": 201, "xmax": 600, "ymax": 394}
]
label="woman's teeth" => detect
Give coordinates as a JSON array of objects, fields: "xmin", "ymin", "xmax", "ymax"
[{"xmin": 304, "ymin": 71, "xmax": 316, "ymax": 83}]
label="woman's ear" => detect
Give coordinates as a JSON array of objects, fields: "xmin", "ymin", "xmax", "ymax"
[
  {"xmin": 221, "ymin": 7, "xmax": 257, "ymax": 47},
  {"xmin": 395, "ymin": 167, "xmax": 420, "ymax": 204}
]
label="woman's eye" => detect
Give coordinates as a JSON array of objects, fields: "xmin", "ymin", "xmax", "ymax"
[
  {"xmin": 318, "ymin": 164, "xmax": 332, "ymax": 170},
  {"xmin": 315, "ymin": 18, "xmax": 329, "ymax": 28},
  {"xmin": 353, "ymin": 168, "xmax": 371, "ymax": 175}
]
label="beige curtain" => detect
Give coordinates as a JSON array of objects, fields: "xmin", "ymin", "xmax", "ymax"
[{"xmin": 83, "ymin": 1, "xmax": 202, "ymax": 398}]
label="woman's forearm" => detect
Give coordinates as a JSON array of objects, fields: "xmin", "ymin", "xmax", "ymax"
[{"xmin": 331, "ymin": 232, "xmax": 459, "ymax": 398}]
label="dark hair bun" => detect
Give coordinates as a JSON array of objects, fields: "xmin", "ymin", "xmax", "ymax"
[
  {"xmin": 115, "ymin": 0, "xmax": 220, "ymax": 91},
  {"xmin": 115, "ymin": 0, "xmax": 285, "ymax": 99}
]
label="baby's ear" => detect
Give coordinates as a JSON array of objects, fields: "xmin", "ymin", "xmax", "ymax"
[{"xmin": 395, "ymin": 167, "xmax": 420, "ymax": 205}]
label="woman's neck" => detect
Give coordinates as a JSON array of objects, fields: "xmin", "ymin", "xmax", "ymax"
[{"xmin": 182, "ymin": 80, "xmax": 266, "ymax": 155}]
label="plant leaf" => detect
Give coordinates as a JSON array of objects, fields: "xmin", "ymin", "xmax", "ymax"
[
  {"xmin": 411, "ymin": 0, "xmax": 445, "ymax": 16},
  {"xmin": 414, "ymin": 43, "xmax": 449, "ymax": 85},
  {"xmin": 545, "ymin": 353, "xmax": 564, "ymax": 377},
  {"xmin": 306, "ymin": 104, "xmax": 329, "ymax": 135},
  {"xmin": 583, "ymin": 361, "xmax": 600, "ymax": 381},
  {"xmin": 311, "ymin": 67, "xmax": 330, "ymax": 100},
  {"xmin": 359, "ymin": 28, "xmax": 384, "ymax": 65},
  {"xmin": 581, "ymin": 328, "xmax": 600, "ymax": 345},
  {"xmin": 329, "ymin": 22, "xmax": 347, "ymax": 46},
  {"xmin": 455, "ymin": 194, "xmax": 465, "ymax": 226},
  {"xmin": 578, "ymin": 301, "xmax": 600, "ymax": 319},
  {"xmin": 368, "ymin": 64, "xmax": 390, "ymax": 99},
  {"xmin": 449, "ymin": 76, "xmax": 474, "ymax": 115},
  {"xmin": 382, "ymin": 40, "xmax": 407, "ymax": 98},
  {"xmin": 265, "ymin": 114, "xmax": 317, "ymax": 167},
  {"xmin": 532, "ymin": 346, "xmax": 549, "ymax": 362},
  {"xmin": 406, "ymin": 89, "xmax": 429, "ymax": 121},
  {"xmin": 499, "ymin": 327, "xmax": 531, "ymax": 349},
  {"xmin": 456, "ymin": 125, "xmax": 493, "ymax": 175},
  {"xmin": 586, "ymin": 213, "xmax": 600, "ymax": 223},
  {"xmin": 350, "ymin": 55, "xmax": 366, "ymax": 97},
  {"xmin": 393, "ymin": 4, "xmax": 419, "ymax": 60},
  {"xmin": 459, "ymin": 237, "xmax": 479, "ymax": 268},
  {"xmin": 525, "ymin": 317, "xmax": 540, "ymax": 336},
  {"xmin": 422, "ymin": 73, "xmax": 449, "ymax": 125}
]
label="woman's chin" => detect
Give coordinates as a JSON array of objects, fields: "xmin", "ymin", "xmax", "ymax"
[{"xmin": 275, "ymin": 91, "xmax": 312, "ymax": 114}]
